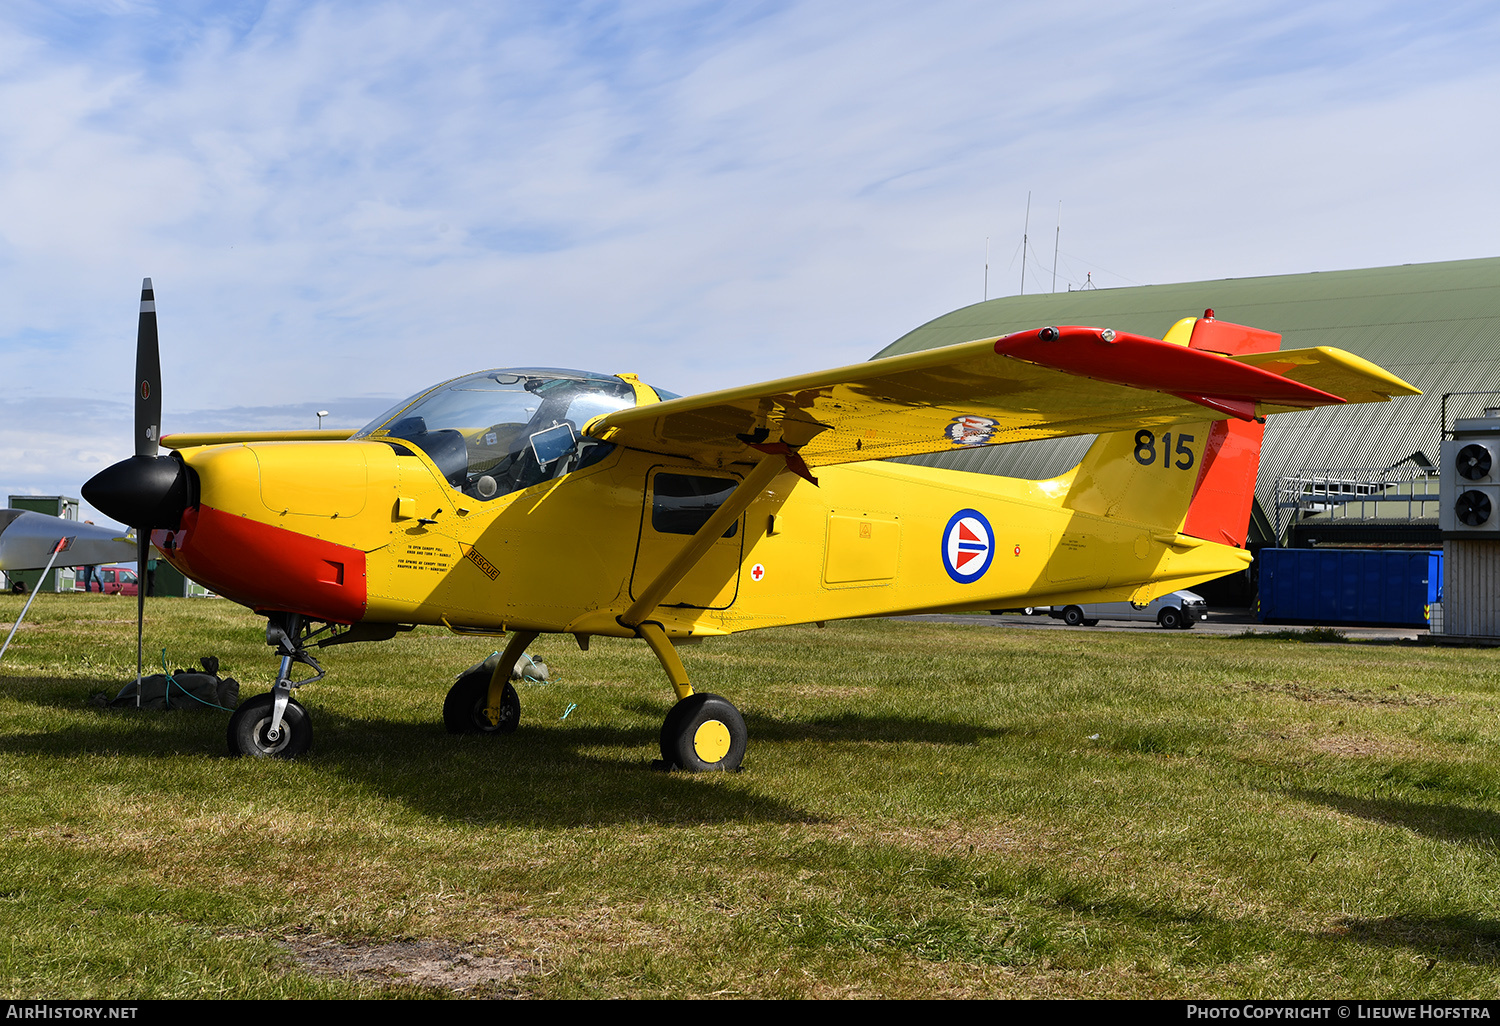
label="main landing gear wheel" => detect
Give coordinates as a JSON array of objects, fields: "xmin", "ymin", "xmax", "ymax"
[
  {"xmin": 227, "ymin": 692, "xmax": 312, "ymax": 759},
  {"xmin": 443, "ymin": 669, "xmax": 520, "ymax": 735},
  {"xmin": 660, "ymin": 693, "xmax": 747, "ymax": 772}
]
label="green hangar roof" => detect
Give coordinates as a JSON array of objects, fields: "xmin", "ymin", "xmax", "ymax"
[{"xmin": 874, "ymin": 256, "xmax": 1500, "ymax": 543}]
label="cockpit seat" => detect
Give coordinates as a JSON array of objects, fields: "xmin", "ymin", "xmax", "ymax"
[
  {"xmin": 354, "ymin": 368, "xmax": 651, "ymax": 503},
  {"xmin": 388, "ymin": 417, "xmax": 469, "ymax": 488}
]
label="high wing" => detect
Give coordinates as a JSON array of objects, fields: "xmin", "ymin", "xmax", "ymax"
[
  {"xmin": 586, "ymin": 325, "xmax": 1420, "ymax": 471},
  {"xmin": 0, "ymin": 510, "xmax": 139, "ymax": 571}
]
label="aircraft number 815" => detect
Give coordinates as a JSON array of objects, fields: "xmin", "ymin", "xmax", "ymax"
[{"xmin": 1134, "ymin": 429, "xmax": 1195, "ymax": 471}]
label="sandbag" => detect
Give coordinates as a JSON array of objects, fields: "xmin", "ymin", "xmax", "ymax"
[{"xmin": 110, "ymin": 671, "xmax": 240, "ymax": 711}]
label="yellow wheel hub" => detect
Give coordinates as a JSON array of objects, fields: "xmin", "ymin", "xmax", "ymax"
[{"xmin": 692, "ymin": 719, "xmax": 732, "ymax": 763}]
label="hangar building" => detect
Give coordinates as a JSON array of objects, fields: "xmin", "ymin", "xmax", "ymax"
[{"xmin": 877, "ymin": 256, "xmax": 1500, "ymax": 568}]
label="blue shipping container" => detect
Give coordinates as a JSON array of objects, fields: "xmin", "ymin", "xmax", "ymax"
[{"xmin": 1257, "ymin": 548, "xmax": 1442, "ymax": 627}]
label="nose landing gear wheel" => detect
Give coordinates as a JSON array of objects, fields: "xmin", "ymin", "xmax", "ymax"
[
  {"xmin": 227, "ymin": 692, "xmax": 312, "ymax": 758},
  {"xmin": 660, "ymin": 693, "xmax": 746, "ymax": 772},
  {"xmin": 443, "ymin": 669, "xmax": 520, "ymax": 735}
]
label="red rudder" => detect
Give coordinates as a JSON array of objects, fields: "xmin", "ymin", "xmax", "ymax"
[{"xmin": 1181, "ymin": 314, "xmax": 1280, "ymax": 547}]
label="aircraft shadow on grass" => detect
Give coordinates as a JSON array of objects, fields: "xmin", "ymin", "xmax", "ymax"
[
  {"xmin": 1319, "ymin": 912, "xmax": 1500, "ymax": 967},
  {"xmin": 1289, "ymin": 787, "xmax": 1500, "ymax": 848},
  {"xmin": 1291, "ymin": 787, "xmax": 1500, "ymax": 965},
  {"xmin": 0, "ymin": 677, "xmax": 836, "ymax": 825},
  {"xmin": 0, "ymin": 672, "xmax": 1013, "ymax": 827}
]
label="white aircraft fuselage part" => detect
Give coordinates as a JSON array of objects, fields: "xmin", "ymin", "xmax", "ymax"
[{"xmin": 0, "ymin": 510, "xmax": 139, "ymax": 572}]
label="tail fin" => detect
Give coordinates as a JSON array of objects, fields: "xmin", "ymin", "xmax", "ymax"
[{"xmin": 1062, "ymin": 313, "xmax": 1280, "ymax": 546}]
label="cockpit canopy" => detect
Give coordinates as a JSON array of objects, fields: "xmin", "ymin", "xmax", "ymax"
[{"xmin": 352, "ymin": 368, "xmax": 653, "ymax": 502}]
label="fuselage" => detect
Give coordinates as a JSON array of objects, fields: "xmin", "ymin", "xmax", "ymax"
[{"xmin": 153, "ymin": 414, "xmax": 1249, "ymax": 640}]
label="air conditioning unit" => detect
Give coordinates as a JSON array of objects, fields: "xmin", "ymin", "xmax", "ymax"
[{"xmin": 1441, "ymin": 424, "xmax": 1500, "ymax": 536}]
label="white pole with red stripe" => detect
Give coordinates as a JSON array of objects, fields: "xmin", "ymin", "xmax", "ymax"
[{"xmin": 0, "ymin": 536, "xmax": 70, "ymax": 665}]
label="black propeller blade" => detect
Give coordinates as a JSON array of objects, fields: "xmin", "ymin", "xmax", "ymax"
[
  {"xmin": 135, "ymin": 278, "xmax": 161, "ymax": 458},
  {"xmin": 81, "ymin": 279, "xmax": 194, "ymax": 701},
  {"xmin": 83, "ymin": 279, "xmax": 191, "ymax": 533}
]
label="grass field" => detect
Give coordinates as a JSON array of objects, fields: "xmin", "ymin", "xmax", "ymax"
[{"xmin": 2, "ymin": 592, "xmax": 1499, "ymax": 999}]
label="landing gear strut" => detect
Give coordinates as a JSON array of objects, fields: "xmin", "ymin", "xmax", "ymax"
[
  {"xmin": 639, "ymin": 622, "xmax": 747, "ymax": 772},
  {"xmin": 227, "ymin": 612, "xmax": 327, "ymax": 759},
  {"xmin": 443, "ymin": 630, "xmax": 536, "ymax": 735}
]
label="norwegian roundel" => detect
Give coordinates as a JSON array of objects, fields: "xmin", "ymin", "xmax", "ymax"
[{"xmin": 942, "ymin": 509, "xmax": 995, "ymax": 584}]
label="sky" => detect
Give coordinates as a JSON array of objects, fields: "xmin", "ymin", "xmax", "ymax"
[{"xmin": 3, "ymin": 0, "xmax": 1498, "ymax": 524}]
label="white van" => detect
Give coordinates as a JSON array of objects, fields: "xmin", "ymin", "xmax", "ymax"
[{"xmin": 1049, "ymin": 590, "xmax": 1207, "ymax": 629}]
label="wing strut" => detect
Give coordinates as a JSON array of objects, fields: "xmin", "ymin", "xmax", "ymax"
[
  {"xmin": 621, "ymin": 460, "xmax": 783, "ymax": 771},
  {"xmin": 620, "ymin": 457, "xmax": 784, "ymax": 633}
]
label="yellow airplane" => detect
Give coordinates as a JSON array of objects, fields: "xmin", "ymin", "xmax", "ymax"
[{"xmin": 83, "ymin": 281, "xmax": 1419, "ymax": 767}]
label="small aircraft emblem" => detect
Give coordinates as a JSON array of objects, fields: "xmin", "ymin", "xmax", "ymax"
[{"xmin": 945, "ymin": 414, "xmax": 998, "ymax": 446}]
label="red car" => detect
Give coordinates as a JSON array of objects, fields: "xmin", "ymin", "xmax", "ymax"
[{"xmin": 78, "ymin": 566, "xmax": 139, "ymax": 596}]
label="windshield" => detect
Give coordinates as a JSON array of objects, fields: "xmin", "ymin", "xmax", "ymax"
[{"xmin": 352, "ymin": 368, "xmax": 637, "ymax": 501}]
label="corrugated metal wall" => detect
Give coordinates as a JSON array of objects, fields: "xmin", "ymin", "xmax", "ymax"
[{"xmin": 1443, "ymin": 539, "xmax": 1500, "ymax": 636}]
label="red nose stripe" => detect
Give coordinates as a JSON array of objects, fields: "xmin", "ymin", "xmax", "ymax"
[{"xmin": 154, "ymin": 505, "xmax": 367, "ymax": 622}]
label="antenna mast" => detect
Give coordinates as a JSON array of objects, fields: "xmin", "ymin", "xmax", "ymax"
[
  {"xmin": 1020, "ymin": 192, "xmax": 1031, "ymax": 296},
  {"xmin": 1052, "ymin": 202, "xmax": 1061, "ymax": 293},
  {"xmin": 984, "ymin": 236, "xmax": 989, "ymax": 302}
]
